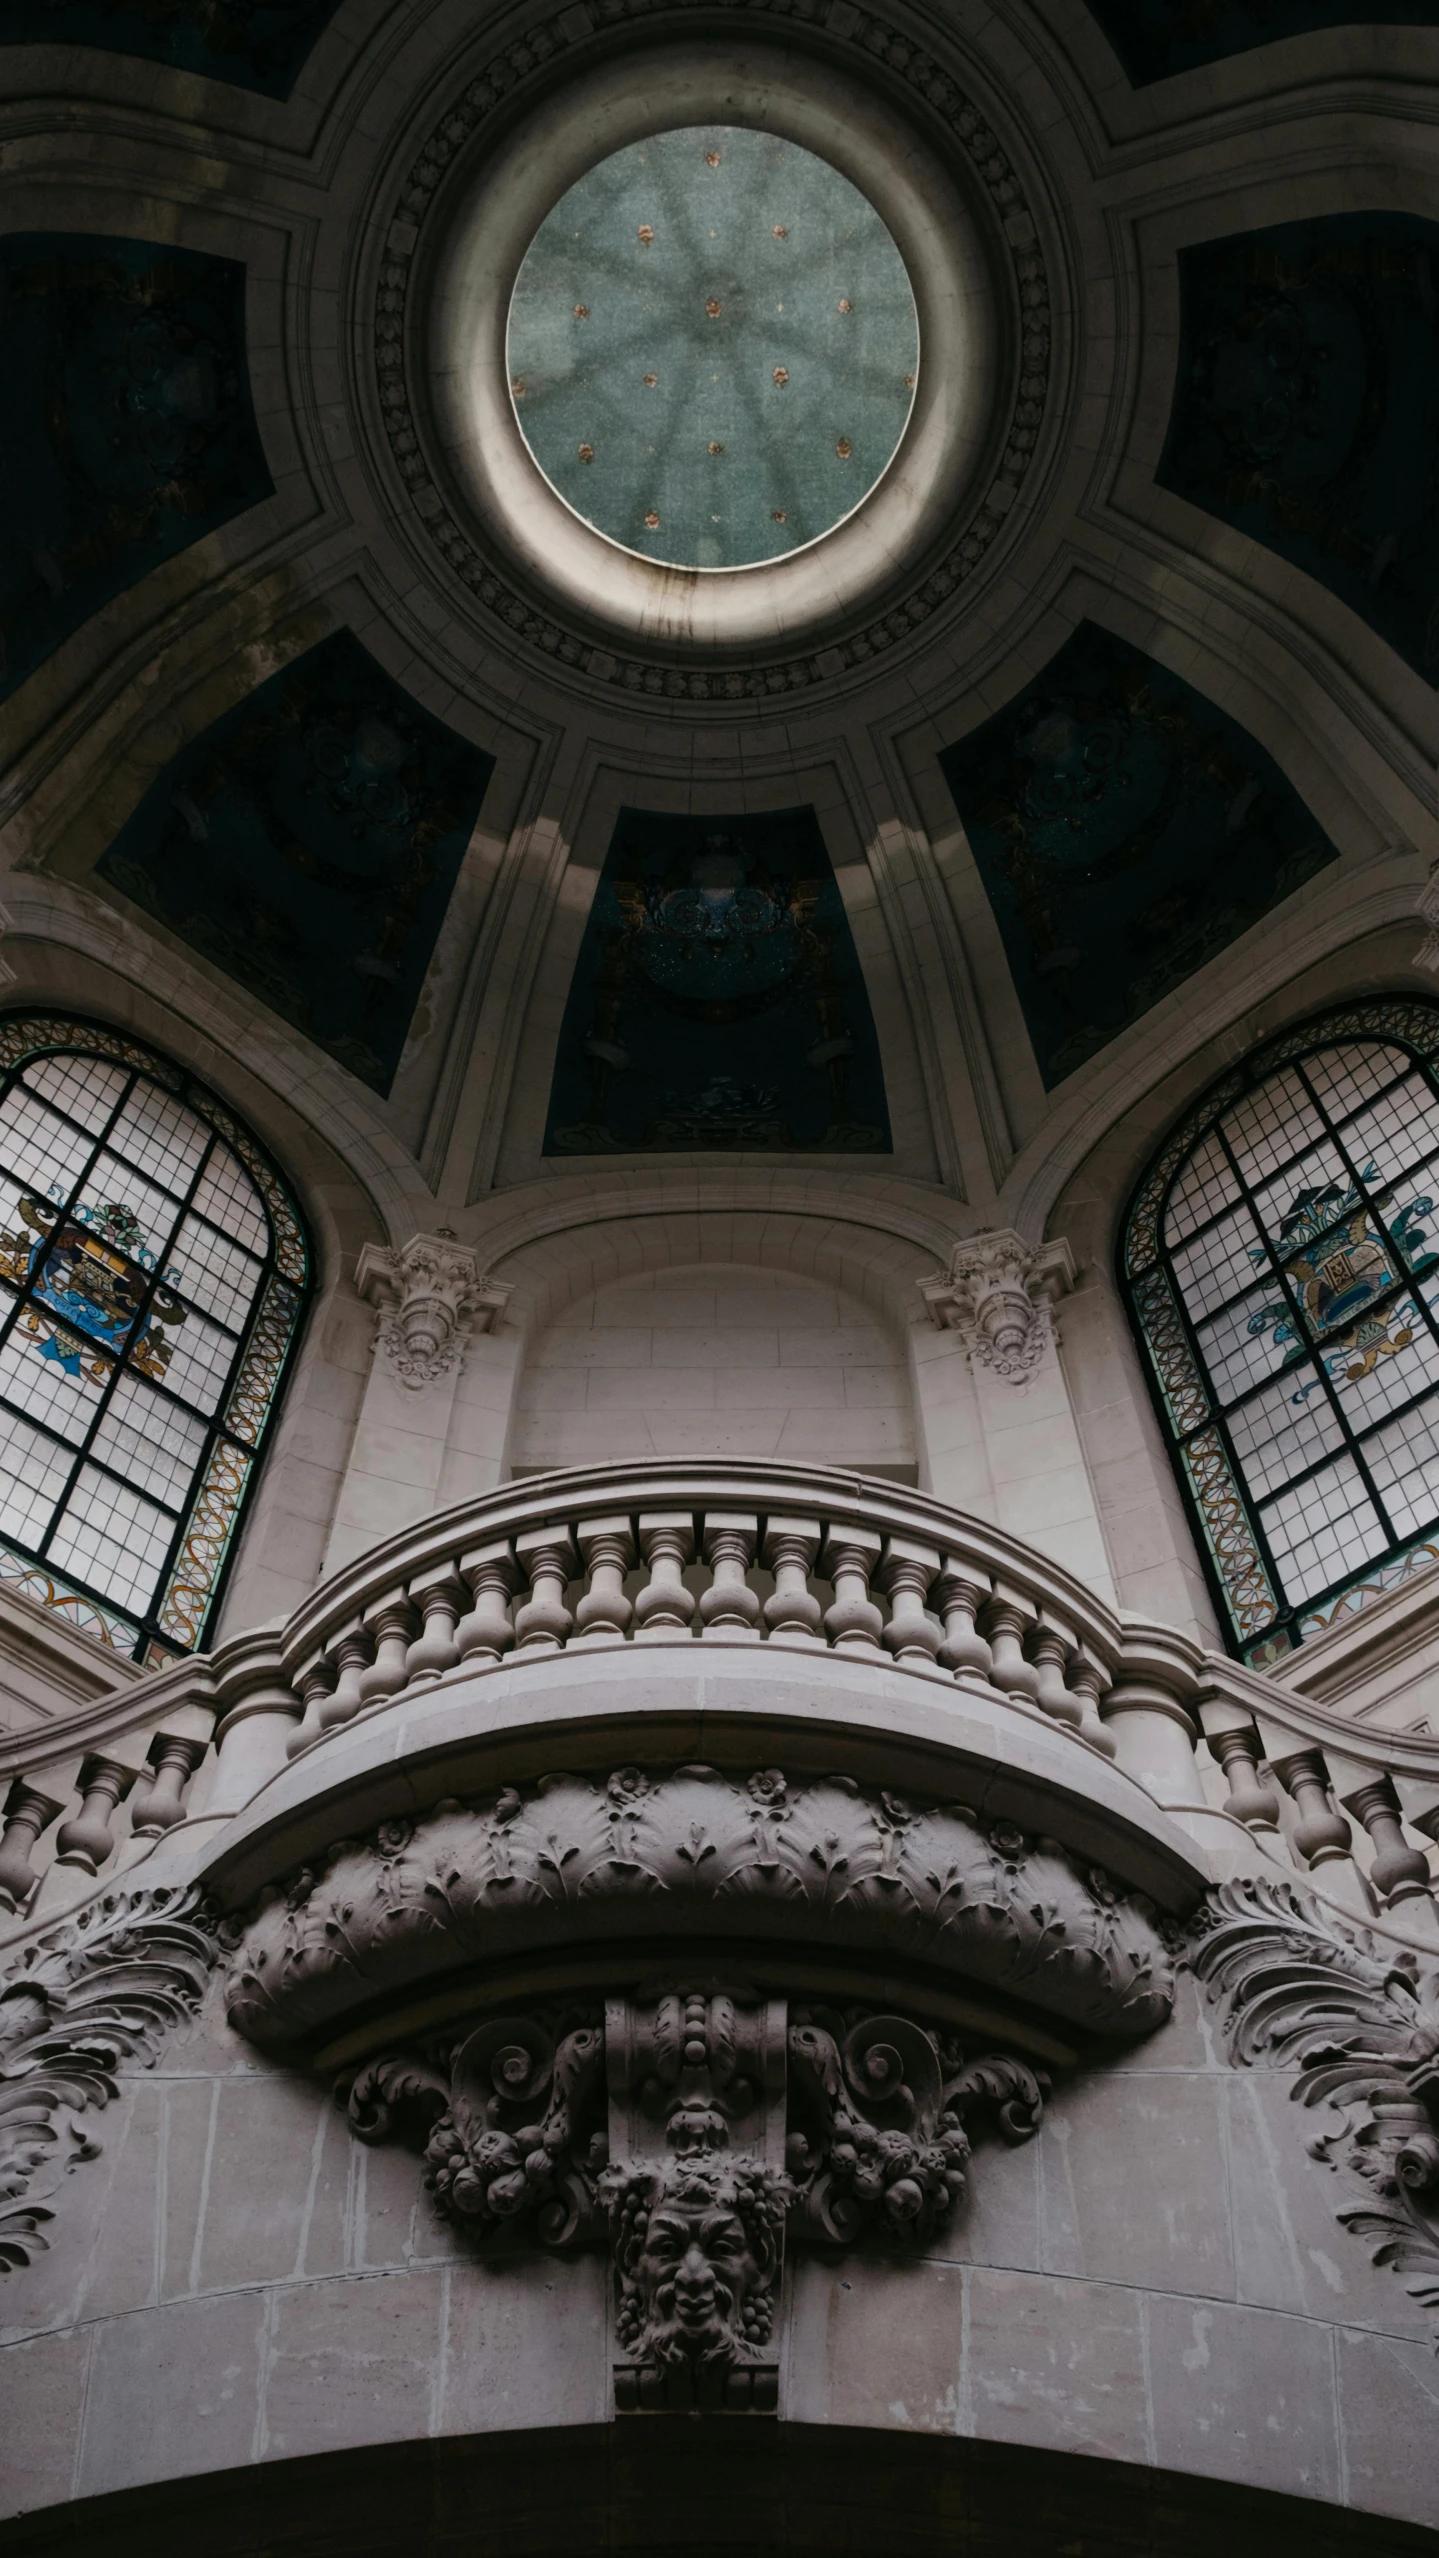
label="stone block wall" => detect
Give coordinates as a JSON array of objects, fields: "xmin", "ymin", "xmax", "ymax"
[{"xmin": 3, "ymin": 1965, "xmax": 1436, "ymax": 2532}]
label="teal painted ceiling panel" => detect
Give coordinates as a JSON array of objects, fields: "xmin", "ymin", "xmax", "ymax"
[
  {"xmin": 1158, "ymin": 214, "xmax": 1439, "ymax": 685},
  {"xmin": 0, "ymin": 235, "xmax": 272, "ymax": 705},
  {"xmin": 97, "ymin": 631, "xmax": 494, "ymax": 1095},
  {"xmin": 545, "ymin": 806, "xmax": 892, "ymax": 1153},
  {"xmin": 941, "ymin": 623, "xmax": 1338, "ymax": 1089},
  {"xmin": 507, "ymin": 126, "xmax": 918, "ymax": 570}
]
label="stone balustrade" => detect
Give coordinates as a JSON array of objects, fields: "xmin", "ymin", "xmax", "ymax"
[{"xmin": 3, "ymin": 1459, "xmax": 1439, "ymax": 1943}]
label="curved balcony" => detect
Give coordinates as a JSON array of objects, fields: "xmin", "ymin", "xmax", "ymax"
[{"xmin": 3, "ymin": 1461, "xmax": 1437, "ymax": 1970}]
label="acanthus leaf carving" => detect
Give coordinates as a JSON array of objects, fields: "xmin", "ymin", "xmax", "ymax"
[
  {"xmin": 0, "ymin": 1884, "xmax": 218, "ymax": 2270},
  {"xmin": 1191, "ymin": 1874, "xmax": 1439, "ymax": 2327},
  {"xmin": 918, "ymin": 1229, "xmax": 1076, "ymax": 1381},
  {"xmin": 225, "ymin": 1766, "xmax": 1175, "ymax": 2051},
  {"xmin": 356, "ymin": 1233, "xmax": 511, "ymax": 1391}
]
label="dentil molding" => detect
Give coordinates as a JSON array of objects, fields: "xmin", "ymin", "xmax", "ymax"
[
  {"xmin": 356, "ymin": 1232, "xmax": 512, "ymax": 1390},
  {"xmin": 918, "ymin": 1227, "xmax": 1076, "ymax": 1381}
]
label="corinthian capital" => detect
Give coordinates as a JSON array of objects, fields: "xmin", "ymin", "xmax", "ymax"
[
  {"xmin": 918, "ymin": 1227, "xmax": 1076, "ymax": 1381},
  {"xmin": 355, "ymin": 1232, "xmax": 511, "ymax": 1391}
]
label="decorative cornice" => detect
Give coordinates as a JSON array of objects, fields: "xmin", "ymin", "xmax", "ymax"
[
  {"xmin": 221, "ymin": 1764, "xmax": 1175, "ymax": 2049},
  {"xmin": 372, "ymin": 0, "xmax": 1051, "ymax": 701},
  {"xmin": 356, "ymin": 1232, "xmax": 512, "ymax": 1390},
  {"xmin": 918, "ymin": 1227, "xmax": 1076, "ymax": 1379},
  {"xmin": 342, "ymin": 1982, "xmax": 1047, "ymax": 2412},
  {"xmin": 1192, "ymin": 1875, "xmax": 1439, "ymax": 2334},
  {"xmin": 0, "ymin": 1885, "xmax": 218, "ymax": 2271}
]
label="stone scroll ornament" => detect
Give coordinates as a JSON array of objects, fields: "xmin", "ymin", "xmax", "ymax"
[
  {"xmin": 1193, "ymin": 1876, "xmax": 1439, "ymax": 2331},
  {"xmin": 340, "ymin": 1986, "xmax": 1048, "ymax": 2413},
  {"xmin": 0, "ymin": 1885, "xmax": 217, "ymax": 2270}
]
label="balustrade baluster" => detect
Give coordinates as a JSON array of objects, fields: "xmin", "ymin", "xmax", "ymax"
[
  {"xmin": 319, "ymin": 1623, "xmax": 373, "ymax": 1730},
  {"xmin": 1028, "ymin": 1621, "xmax": 1084, "ymax": 1731},
  {"xmin": 980, "ymin": 1585, "xmax": 1042, "ymax": 1707},
  {"xmin": 635, "ymin": 1513, "xmax": 697, "ymax": 1640},
  {"xmin": 129, "ymin": 1734, "xmax": 207, "ymax": 1841},
  {"xmin": 699, "ymin": 1514, "xmax": 761, "ymax": 1640},
  {"xmin": 576, "ymin": 1516, "xmax": 637, "ymax": 1643},
  {"xmin": 358, "ymin": 1595, "xmax": 416, "ymax": 1707},
  {"xmin": 1066, "ymin": 1650, "xmax": 1118, "ymax": 1759},
  {"xmin": 1272, "ymin": 1750, "xmax": 1354, "ymax": 1871},
  {"xmin": 933, "ymin": 1562, "xmax": 993, "ymax": 1691},
  {"xmin": 287, "ymin": 1654, "xmax": 338, "ymax": 1756},
  {"xmin": 821, "ymin": 1526, "xmax": 884, "ymax": 1654},
  {"xmin": 1205, "ymin": 1723, "xmax": 1282, "ymax": 1834},
  {"xmin": 761, "ymin": 1518, "xmax": 823, "ymax": 1645},
  {"xmin": 406, "ymin": 1570, "xmax": 466, "ymax": 1687},
  {"xmin": 0, "ymin": 1777, "xmax": 67, "ymax": 1914},
  {"xmin": 53, "ymin": 1754, "xmax": 136, "ymax": 1877},
  {"xmin": 1344, "ymin": 1779, "xmax": 1433, "ymax": 1910},
  {"xmin": 879, "ymin": 1538, "xmax": 943, "ymax": 1671},
  {"xmin": 513, "ymin": 1528, "xmax": 578, "ymax": 1651},
  {"xmin": 452, "ymin": 1540, "xmax": 518, "ymax": 1667}
]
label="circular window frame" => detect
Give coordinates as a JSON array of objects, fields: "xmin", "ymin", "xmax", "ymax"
[{"xmin": 423, "ymin": 40, "xmax": 1005, "ymax": 657}]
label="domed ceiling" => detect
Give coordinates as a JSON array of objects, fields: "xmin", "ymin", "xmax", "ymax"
[{"xmin": 0, "ymin": 0, "xmax": 1432, "ymax": 1196}]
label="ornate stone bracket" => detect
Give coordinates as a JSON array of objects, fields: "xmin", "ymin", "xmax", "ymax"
[
  {"xmin": 222, "ymin": 1767, "xmax": 1176, "ymax": 2051},
  {"xmin": 1192, "ymin": 1876, "xmax": 1439, "ymax": 2331},
  {"xmin": 918, "ymin": 1229, "xmax": 1076, "ymax": 1381},
  {"xmin": 0, "ymin": 1884, "xmax": 217, "ymax": 2270},
  {"xmin": 356, "ymin": 1232, "xmax": 511, "ymax": 1391},
  {"xmin": 341, "ymin": 1985, "xmax": 1047, "ymax": 2414}
]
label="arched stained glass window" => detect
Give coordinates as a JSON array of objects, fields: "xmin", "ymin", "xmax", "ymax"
[
  {"xmin": 0, "ymin": 1013, "xmax": 310, "ymax": 1663},
  {"xmin": 1121, "ymin": 997, "xmax": 1439, "ymax": 1666}
]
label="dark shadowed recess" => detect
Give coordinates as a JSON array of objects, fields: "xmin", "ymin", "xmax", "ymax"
[
  {"xmin": 97, "ymin": 629, "xmax": 495, "ymax": 1096},
  {"xmin": 0, "ymin": 235, "xmax": 271, "ymax": 707},
  {"xmin": 939, "ymin": 620, "xmax": 1336, "ymax": 1091},
  {"xmin": 0, "ymin": 2423, "xmax": 1435, "ymax": 2557},
  {"xmin": 1159, "ymin": 212, "xmax": 1439, "ymax": 685},
  {"xmin": 544, "ymin": 804, "xmax": 892, "ymax": 1155},
  {"xmin": 1084, "ymin": 0, "xmax": 1439, "ymax": 87},
  {"xmin": 0, "ymin": 0, "xmax": 342, "ymax": 95}
]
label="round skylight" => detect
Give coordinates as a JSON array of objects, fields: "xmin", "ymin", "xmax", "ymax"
[{"xmin": 505, "ymin": 125, "xmax": 920, "ymax": 572}]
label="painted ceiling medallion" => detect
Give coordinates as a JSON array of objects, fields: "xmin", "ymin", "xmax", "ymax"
[{"xmin": 506, "ymin": 126, "xmax": 919, "ymax": 571}]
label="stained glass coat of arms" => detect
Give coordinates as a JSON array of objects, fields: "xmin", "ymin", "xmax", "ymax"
[
  {"xmin": 0, "ymin": 1015, "xmax": 310, "ymax": 1660},
  {"xmin": 1121, "ymin": 999, "xmax": 1439, "ymax": 1661}
]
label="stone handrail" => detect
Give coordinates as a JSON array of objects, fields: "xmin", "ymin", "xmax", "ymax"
[{"xmin": 2, "ymin": 1458, "xmax": 1438, "ymax": 1942}]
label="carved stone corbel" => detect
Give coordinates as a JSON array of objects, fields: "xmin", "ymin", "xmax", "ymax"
[
  {"xmin": 340, "ymin": 1984, "xmax": 1049, "ymax": 2417},
  {"xmin": 918, "ymin": 1228, "xmax": 1076, "ymax": 1380},
  {"xmin": 356, "ymin": 1232, "xmax": 511, "ymax": 1391},
  {"xmin": 0, "ymin": 1885, "xmax": 217, "ymax": 2269},
  {"xmin": 1193, "ymin": 1875, "xmax": 1439, "ymax": 2331}
]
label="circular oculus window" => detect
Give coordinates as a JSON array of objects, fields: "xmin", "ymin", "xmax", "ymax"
[{"xmin": 506, "ymin": 126, "xmax": 919, "ymax": 572}]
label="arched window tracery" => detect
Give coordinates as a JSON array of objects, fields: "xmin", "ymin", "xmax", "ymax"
[
  {"xmin": 1121, "ymin": 998, "xmax": 1439, "ymax": 1664},
  {"xmin": 0, "ymin": 1013, "xmax": 311, "ymax": 1662}
]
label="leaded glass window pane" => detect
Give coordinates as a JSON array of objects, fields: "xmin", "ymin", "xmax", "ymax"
[
  {"xmin": 1122, "ymin": 999, "xmax": 1439, "ymax": 1661},
  {"xmin": 0, "ymin": 1015, "xmax": 311, "ymax": 1661}
]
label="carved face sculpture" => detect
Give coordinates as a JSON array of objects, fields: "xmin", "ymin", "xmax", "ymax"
[{"xmin": 606, "ymin": 2159, "xmax": 788, "ymax": 2368}]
